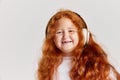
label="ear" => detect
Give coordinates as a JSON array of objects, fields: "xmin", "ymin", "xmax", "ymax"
[{"xmin": 82, "ymin": 29, "xmax": 89, "ymax": 44}]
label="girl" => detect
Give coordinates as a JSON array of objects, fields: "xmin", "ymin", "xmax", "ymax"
[{"xmin": 37, "ymin": 9, "xmax": 120, "ymax": 80}]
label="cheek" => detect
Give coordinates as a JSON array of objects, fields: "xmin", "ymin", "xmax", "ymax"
[
  {"xmin": 54, "ymin": 36, "xmax": 62, "ymax": 46},
  {"xmin": 73, "ymin": 34, "xmax": 79, "ymax": 42}
]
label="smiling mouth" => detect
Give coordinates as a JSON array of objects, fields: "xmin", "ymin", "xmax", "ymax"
[{"xmin": 62, "ymin": 41, "xmax": 72, "ymax": 44}]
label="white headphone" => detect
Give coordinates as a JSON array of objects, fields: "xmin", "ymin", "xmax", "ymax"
[
  {"xmin": 72, "ymin": 11, "xmax": 90, "ymax": 45},
  {"xmin": 82, "ymin": 28, "xmax": 90, "ymax": 44}
]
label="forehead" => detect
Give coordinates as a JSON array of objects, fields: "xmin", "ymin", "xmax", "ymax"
[{"xmin": 55, "ymin": 17, "xmax": 77, "ymax": 29}]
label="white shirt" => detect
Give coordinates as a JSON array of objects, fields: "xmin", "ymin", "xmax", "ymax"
[
  {"xmin": 53, "ymin": 57, "xmax": 117, "ymax": 80},
  {"xmin": 53, "ymin": 57, "xmax": 71, "ymax": 80}
]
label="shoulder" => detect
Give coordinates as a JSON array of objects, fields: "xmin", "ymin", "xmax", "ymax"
[{"xmin": 109, "ymin": 67, "xmax": 117, "ymax": 80}]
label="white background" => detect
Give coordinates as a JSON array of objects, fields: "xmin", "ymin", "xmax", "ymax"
[{"xmin": 0, "ymin": 0, "xmax": 120, "ymax": 80}]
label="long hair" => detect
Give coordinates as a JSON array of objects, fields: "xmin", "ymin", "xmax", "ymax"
[{"xmin": 37, "ymin": 9, "xmax": 120, "ymax": 80}]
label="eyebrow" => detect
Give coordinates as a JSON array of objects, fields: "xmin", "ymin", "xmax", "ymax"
[
  {"xmin": 55, "ymin": 28, "xmax": 77, "ymax": 31},
  {"xmin": 56, "ymin": 26, "xmax": 77, "ymax": 29}
]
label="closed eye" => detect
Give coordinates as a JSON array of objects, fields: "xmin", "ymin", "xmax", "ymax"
[
  {"xmin": 56, "ymin": 30, "xmax": 63, "ymax": 34},
  {"xmin": 69, "ymin": 29, "xmax": 77, "ymax": 33}
]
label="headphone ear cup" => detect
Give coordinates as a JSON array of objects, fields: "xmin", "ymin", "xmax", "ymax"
[{"xmin": 82, "ymin": 29, "xmax": 89, "ymax": 44}]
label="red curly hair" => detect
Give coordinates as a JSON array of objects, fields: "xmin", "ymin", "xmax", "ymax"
[{"xmin": 37, "ymin": 9, "xmax": 120, "ymax": 80}]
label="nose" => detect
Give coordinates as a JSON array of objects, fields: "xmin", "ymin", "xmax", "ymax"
[{"xmin": 62, "ymin": 31, "xmax": 69, "ymax": 39}]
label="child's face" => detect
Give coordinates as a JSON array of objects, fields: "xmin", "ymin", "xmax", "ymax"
[{"xmin": 54, "ymin": 17, "xmax": 79, "ymax": 56}]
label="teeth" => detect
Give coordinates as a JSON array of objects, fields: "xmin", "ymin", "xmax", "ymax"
[{"xmin": 62, "ymin": 41, "xmax": 72, "ymax": 44}]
